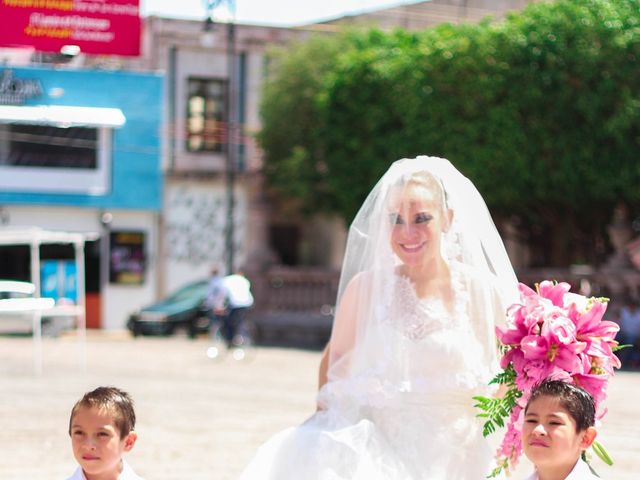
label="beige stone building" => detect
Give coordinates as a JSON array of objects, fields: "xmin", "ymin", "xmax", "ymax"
[
  {"xmin": 125, "ymin": 19, "xmax": 317, "ymax": 293},
  {"xmin": 318, "ymin": 0, "xmax": 536, "ymax": 30}
]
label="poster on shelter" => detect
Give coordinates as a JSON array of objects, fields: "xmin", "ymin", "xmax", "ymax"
[
  {"xmin": 41, "ymin": 260, "xmax": 78, "ymax": 302},
  {"xmin": 0, "ymin": 0, "xmax": 141, "ymax": 56},
  {"xmin": 109, "ymin": 230, "xmax": 146, "ymax": 285}
]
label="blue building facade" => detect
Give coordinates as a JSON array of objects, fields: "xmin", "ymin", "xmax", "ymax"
[
  {"xmin": 0, "ymin": 66, "xmax": 163, "ymax": 210},
  {"xmin": 0, "ymin": 66, "xmax": 164, "ymax": 330}
]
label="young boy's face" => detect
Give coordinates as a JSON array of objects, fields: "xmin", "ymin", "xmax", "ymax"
[
  {"xmin": 70, "ymin": 406, "xmax": 137, "ymax": 479},
  {"xmin": 522, "ymin": 395, "xmax": 595, "ymax": 473}
]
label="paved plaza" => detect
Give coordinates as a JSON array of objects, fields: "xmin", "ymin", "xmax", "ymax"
[{"xmin": 1, "ymin": 332, "xmax": 638, "ymax": 480}]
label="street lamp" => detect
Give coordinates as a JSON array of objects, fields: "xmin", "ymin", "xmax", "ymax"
[{"xmin": 203, "ymin": 0, "xmax": 237, "ymax": 275}]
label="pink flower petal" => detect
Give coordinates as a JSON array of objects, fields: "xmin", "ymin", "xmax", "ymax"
[{"xmin": 538, "ymin": 281, "xmax": 571, "ymax": 307}]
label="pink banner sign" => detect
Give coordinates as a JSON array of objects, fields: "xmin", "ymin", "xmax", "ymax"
[{"xmin": 0, "ymin": 0, "xmax": 141, "ymax": 56}]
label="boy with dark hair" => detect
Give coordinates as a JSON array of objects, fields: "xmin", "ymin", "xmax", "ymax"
[
  {"xmin": 66, "ymin": 386, "xmax": 144, "ymax": 480},
  {"xmin": 522, "ymin": 380, "xmax": 599, "ymax": 480}
]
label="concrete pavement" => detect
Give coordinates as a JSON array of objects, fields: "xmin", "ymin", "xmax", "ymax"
[{"xmin": 0, "ymin": 332, "xmax": 638, "ymax": 479}]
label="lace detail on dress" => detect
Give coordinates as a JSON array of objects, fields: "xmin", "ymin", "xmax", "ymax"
[
  {"xmin": 386, "ymin": 277, "xmax": 452, "ymax": 340},
  {"xmin": 378, "ymin": 264, "xmax": 470, "ymax": 341}
]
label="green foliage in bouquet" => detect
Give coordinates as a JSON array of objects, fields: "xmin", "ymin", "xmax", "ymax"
[{"xmin": 473, "ymin": 364, "xmax": 521, "ymax": 437}]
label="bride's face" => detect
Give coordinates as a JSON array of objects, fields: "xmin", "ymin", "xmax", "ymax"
[{"xmin": 387, "ymin": 182, "xmax": 449, "ymax": 267}]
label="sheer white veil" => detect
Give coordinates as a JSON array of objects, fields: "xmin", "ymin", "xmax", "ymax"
[{"xmin": 325, "ymin": 156, "xmax": 519, "ymax": 395}]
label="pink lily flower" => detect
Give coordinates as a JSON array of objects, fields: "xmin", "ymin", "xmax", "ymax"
[
  {"xmin": 573, "ymin": 372, "xmax": 608, "ymax": 405},
  {"xmin": 574, "ymin": 301, "xmax": 618, "ymax": 341},
  {"xmin": 537, "ymin": 280, "xmax": 571, "ymax": 307},
  {"xmin": 514, "ymin": 358, "xmax": 552, "ymax": 391},
  {"xmin": 520, "ymin": 333, "xmax": 586, "ymax": 374},
  {"xmin": 497, "ymin": 307, "xmax": 541, "ymax": 345},
  {"xmin": 541, "ymin": 309, "xmax": 577, "ymax": 345},
  {"xmin": 547, "ymin": 366, "xmax": 574, "ymax": 383}
]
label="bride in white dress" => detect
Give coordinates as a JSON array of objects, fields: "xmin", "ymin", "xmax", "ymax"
[{"xmin": 240, "ymin": 156, "xmax": 519, "ymax": 479}]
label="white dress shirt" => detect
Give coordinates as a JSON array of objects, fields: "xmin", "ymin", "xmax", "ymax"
[
  {"xmin": 66, "ymin": 460, "xmax": 144, "ymax": 480},
  {"xmin": 223, "ymin": 274, "xmax": 254, "ymax": 308},
  {"xmin": 524, "ymin": 459, "xmax": 601, "ymax": 480}
]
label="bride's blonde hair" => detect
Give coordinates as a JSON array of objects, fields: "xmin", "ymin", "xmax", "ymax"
[{"xmin": 388, "ymin": 170, "xmax": 451, "ymax": 232}]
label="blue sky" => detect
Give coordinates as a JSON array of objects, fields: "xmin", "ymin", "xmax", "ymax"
[{"xmin": 141, "ymin": 0, "xmax": 413, "ymax": 26}]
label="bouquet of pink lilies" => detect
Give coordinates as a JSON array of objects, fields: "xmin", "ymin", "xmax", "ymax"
[{"xmin": 474, "ymin": 280, "xmax": 622, "ymax": 477}]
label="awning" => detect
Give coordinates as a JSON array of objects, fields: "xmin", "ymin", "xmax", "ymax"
[
  {"xmin": 0, "ymin": 226, "xmax": 98, "ymax": 246},
  {"xmin": 0, "ymin": 105, "xmax": 126, "ymax": 128}
]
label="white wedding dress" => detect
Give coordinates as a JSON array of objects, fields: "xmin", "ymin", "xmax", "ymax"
[
  {"xmin": 240, "ymin": 273, "xmax": 497, "ymax": 480},
  {"xmin": 240, "ymin": 156, "xmax": 518, "ymax": 479}
]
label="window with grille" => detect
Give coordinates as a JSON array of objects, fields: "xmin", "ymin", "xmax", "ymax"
[{"xmin": 186, "ymin": 77, "xmax": 226, "ymax": 153}]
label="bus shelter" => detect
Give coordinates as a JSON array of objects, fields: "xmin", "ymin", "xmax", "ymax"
[{"xmin": 0, "ymin": 227, "xmax": 95, "ymax": 373}]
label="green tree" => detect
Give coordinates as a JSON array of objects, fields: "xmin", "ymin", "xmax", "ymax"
[
  {"xmin": 486, "ymin": 0, "xmax": 640, "ymax": 264},
  {"xmin": 258, "ymin": 33, "xmax": 348, "ymax": 215},
  {"xmin": 260, "ymin": 0, "xmax": 640, "ymax": 265}
]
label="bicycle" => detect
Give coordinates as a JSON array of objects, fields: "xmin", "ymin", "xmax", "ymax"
[{"xmin": 206, "ymin": 308, "xmax": 256, "ymax": 361}]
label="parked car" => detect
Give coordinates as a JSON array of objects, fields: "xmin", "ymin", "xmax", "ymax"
[
  {"xmin": 0, "ymin": 280, "xmax": 74, "ymax": 336},
  {"xmin": 127, "ymin": 280, "xmax": 210, "ymax": 337}
]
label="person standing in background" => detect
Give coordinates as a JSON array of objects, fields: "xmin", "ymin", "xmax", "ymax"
[
  {"xmin": 221, "ymin": 271, "xmax": 254, "ymax": 345},
  {"xmin": 618, "ymin": 295, "xmax": 640, "ymax": 368},
  {"xmin": 205, "ymin": 265, "xmax": 227, "ymax": 322}
]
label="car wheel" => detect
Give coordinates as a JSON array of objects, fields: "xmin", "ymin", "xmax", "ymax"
[
  {"xmin": 131, "ymin": 324, "xmax": 142, "ymax": 337},
  {"xmin": 188, "ymin": 322, "xmax": 199, "ymax": 339}
]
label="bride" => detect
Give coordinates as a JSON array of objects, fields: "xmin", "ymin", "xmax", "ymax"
[{"xmin": 240, "ymin": 156, "xmax": 519, "ymax": 479}]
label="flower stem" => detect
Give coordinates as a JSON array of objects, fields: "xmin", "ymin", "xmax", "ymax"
[{"xmin": 591, "ymin": 440, "xmax": 613, "ymax": 466}]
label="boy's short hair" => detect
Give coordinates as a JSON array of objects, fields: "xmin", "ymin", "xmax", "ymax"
[
  {"xmin": 525, "ymin": 380, "xmax": 595, "ymax": 432},
  {"xmin": 69, "ymin": 386, "xmax": 136, "ymax": 437}
]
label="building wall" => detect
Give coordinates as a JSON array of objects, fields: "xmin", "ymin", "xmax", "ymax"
[
  {"xmin": 100, "ymin": 211, "xmax": 159, "ymax": 330},
  {"xmin": 161, "ymin": 178, "xmax": 247, "ymax": 292},
  {"xmin": 121, "ymin": 18, "xmax": 314, "ymax": 293},
  {"xmin": 0, "ymin": 67, "xmax": 164, "ymax": 329},
  {"xmin": 138, "ymin": 17, "xmax": 311, "ymax": 176},
  {"xmin": 316, "ymin": 0, "xmax": 538, "ymax": 30},
  {"xmin": 2, "ymin": 205, "xmax": 159, "ymax": 330},
  {"xmin": 0, "ymin": 67, "xmax": 163, "ymax": 210}
]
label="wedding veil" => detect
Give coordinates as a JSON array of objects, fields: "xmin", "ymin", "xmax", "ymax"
[{"xmin": 324, "ymin": 156, "xmax": 520, "ymax": 398}]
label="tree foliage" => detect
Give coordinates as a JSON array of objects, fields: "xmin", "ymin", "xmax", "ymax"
[
  {"xmin": 259, "ymin": 0, "xmax": 640, "ymax": 265},
  {"xmin": 258, "ymin": 34, "xmax": 347, "ymax": 215}
]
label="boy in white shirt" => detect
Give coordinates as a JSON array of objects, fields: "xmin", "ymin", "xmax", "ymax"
[
  {"xmin": 522, "ymin": 380, "xmax": 600, "ymax": 480},
  {"xmin": 66, "ymin": 386, "xmax": 144, "ymax": 480}
]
